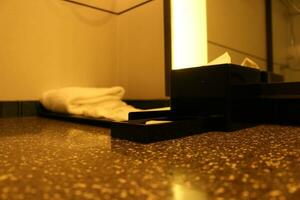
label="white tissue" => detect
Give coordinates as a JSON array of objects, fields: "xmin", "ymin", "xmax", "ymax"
[
  {"xmin": 207, "ymin": 52, "xmax": 232, "ymax": 66},
  {"xmin": 206, "ymin": 52, "xmax": 260, "ymax": 69},
  {"xmin": 145, "ymin": 120, "xmax": 172, "ymax": 125},
  {"xmin": 241, "ymin": 57, "xmax": 260, "ymax": 69}
]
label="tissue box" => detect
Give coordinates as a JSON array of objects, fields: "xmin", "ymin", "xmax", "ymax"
[{"xmin": 170, "ymin": 64, "xmax": 261, "ymax": 129}]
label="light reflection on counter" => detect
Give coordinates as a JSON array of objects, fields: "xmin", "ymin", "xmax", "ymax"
[
  {"xmin": 172, "ymin": 183, "xmax": 207, "ymax": 200},
  {"xmin": 66, "ymin": 128, "xmax": 111, "ymax": 150}
]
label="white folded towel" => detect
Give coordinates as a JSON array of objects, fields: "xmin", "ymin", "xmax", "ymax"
[{"xmin": 40, "ymin": 87, "xmax": 141, "ymax": 122}]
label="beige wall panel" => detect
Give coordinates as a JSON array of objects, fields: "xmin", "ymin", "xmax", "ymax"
[
  {"xmin": 116, "ymin": 0, "xmax": 166, "ymax": 99},
  {"xmin": 208, "ymin": 43, "xmax": 267, "ymax": 70},
  {"xmin": 272, "ymin": 0, "xmax": 290, "ymax": 66},
  {"xmin": 70, "ymin": 0, "xmax": 149, "ymax": 13},
  {"xmin": 207, "ymin": 0, "xmax": 266, "ymax": 59},
  {"xmin": 281, "ymin": 14, "xmax": 300, "ymax": 82},
  {"xmin": 0, "ymin": 0, "xmax": 117, "ymax": 100}
]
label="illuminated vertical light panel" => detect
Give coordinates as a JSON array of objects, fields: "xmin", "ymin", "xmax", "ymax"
[{"xmin": 171, "ymin": 0, "xmax": 208, "ymax": 70}]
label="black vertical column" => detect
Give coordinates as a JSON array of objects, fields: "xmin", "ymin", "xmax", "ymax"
[
  {"xmin": 164, "ymin": 0, "xmax": 171, "ymax": 96},
  {"xmin": 266, "ymin": 0, "xmax": 274, "ymax": 72}
]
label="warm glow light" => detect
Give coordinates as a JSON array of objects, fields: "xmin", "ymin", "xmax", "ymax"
[
  {"xmin": 172, "ymin": 183, "xmax": 207, "ymax": 200},
  {"xmin": 171, "ymin": 0, "xmax": 208, "ymax": 70}
]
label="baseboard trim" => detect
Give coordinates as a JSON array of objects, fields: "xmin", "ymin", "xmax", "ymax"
[
  {"xmin": 0, "ymin": 99, "xmax": 170, "ymax": 118},
  {"xmin": 124, "ymin": 99, "xmax": 170, "ymax": 109},
  {"xmin": 0, "ymin": 101, "xmax": 41, "ymax": 118}
]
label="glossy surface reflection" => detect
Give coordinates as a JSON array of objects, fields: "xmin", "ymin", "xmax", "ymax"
[{"xmin": 0, "ymin": 117, "xmax": 300, "ymax": 199}]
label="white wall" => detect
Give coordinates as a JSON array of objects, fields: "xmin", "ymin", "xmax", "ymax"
[
  {"xmin": 116, "ymin": 0, "xmax": 166, "ymax": 99},
  {"xmin": 0, "ymin": 0, "xmax": 165, "ymax": 101},
  {"xmin": 0, "ymin": 0, "xmax": 117, "ymax": 100},
  {"xmin": 116, "ymin": 0, "xmax": 152, "ymax": 12},
  {"xmin": 207, "ymin": 0, "xmax": 267, "ymax": 69},
  {"xmin": 74, "ymin": 0, "xmax": 150, "ymax": 13},
  {"xmin": 285, "ymin": 15, "xmax": 300, "ymax": 81}
]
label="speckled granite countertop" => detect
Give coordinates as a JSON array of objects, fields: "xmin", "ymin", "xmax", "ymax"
[{"xmin": 0, "ymin": 117, "xmax": 300, "ymax": 200}]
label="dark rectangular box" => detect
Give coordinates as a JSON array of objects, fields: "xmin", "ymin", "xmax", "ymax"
[{"xmin": 170, "ymin": 64, "xmax": 261, "ymax": 126}]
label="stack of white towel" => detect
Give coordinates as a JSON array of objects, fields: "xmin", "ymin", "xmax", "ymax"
[{"xmin": 40, "ymin": 87, "xmax": 141, "ymax": 122}]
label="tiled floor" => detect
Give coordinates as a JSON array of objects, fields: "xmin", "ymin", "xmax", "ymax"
[{"xmin": 0, "ymin": 117, "xmax": 300, "ymax": 199}]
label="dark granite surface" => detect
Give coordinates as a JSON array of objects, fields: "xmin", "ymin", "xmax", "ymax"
[{"xmin": 0, "ymin": 117, "xmax": 300, "ymax": 200}]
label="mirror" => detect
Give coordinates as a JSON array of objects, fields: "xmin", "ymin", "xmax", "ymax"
[
  {"xmin": 206, "ymin": 0, "xmax": 267, "ymax": 69},
  {"xmin": 272, "ymin": 0, "xmax": 300, "ymax": 82},
  {"xmin": 165, "ymin": 0, "xmax": 300, "ymax": 86},
  {"xmin": 164, "ymin": 0, "xmax": 270, "ymax": 93}
]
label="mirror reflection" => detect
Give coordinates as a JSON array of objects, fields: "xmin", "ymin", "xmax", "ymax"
[
  {"xmin": 207, "ymin": 0, "xmax": 267, "ymax": 69},
  {"xmin": 169, "ymin": 0, "xmax": 300, "ymax": 84},
  {"xmin": 272, "ymin": 0, "xmax": 300, "ymax": 82}
]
